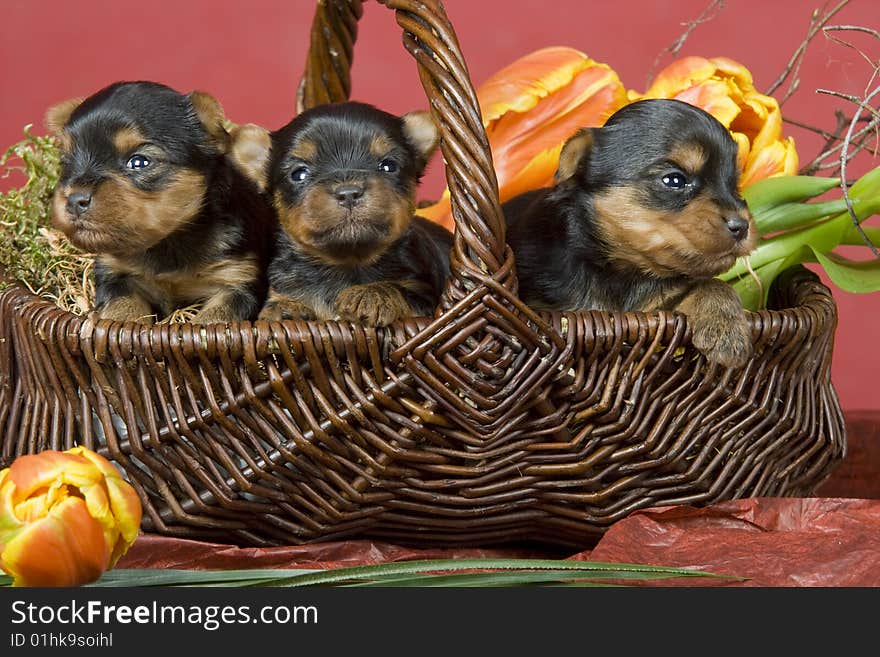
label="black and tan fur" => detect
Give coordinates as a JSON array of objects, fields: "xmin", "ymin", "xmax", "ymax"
[
  {"xmin": 230, "ymin": 101, "xmax": 453, "ymax": 327},
  {"xmin": 502, "ymin": 99, "xmax": 756, "ymax": 367},
  {"xmin": 47, "ymin": 81, "xmax": 275, "ymax": 323}
]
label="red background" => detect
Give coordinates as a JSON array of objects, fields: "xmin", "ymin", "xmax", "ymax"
[{"xmin": 1, "ymin": 0, "xmax": 878, "ymax": 410}]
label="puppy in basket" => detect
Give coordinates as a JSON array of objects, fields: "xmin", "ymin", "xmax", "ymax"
[
  {"xmin": 229, "ymin": 101, "xmax": 453, "ymax": 327},
  {"xmin": 502, "ymin": 98, "xmax": 756, "ymax": 367},
  {"xmin": 47, "ymin": 81, "xmax": 275, "ymax": 324}
]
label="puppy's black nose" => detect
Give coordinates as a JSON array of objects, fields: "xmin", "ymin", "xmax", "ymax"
[
  {"xmin": 725, "ymin": 216, "xmax": 750, "ymax": 241},
  {"xmin": 333, "ymin": 183, "xmax": 365, "ymax": 208},
  {"xmin": 66, "ymin": 191, "xmax": 92, "ymax": 218}
]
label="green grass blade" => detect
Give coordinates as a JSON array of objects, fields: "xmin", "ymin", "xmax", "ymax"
[
  {"xmin": 244, "ymin": 558, "xmax": 728, "ymax": 587},
  {"xmin": 2, "ymin": 559, "xmax": 735, "ymax": 588},
  {"xmin": 84, "ymin": 568, "xmax": 321, "ymax": 587},
  {"xmin": 340, "ymin": 568, "xmax": 733, "ymax": 587}
]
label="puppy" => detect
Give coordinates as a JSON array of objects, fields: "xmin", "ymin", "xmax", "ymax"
[
  {"xmin": 230, "ymin": 101, "xmax": 453, "ymax": 327},
  {"xmin": 502, "ymin": 98, "xmax": 756, "ymax": 368},
  {"xmin": 46, "ymin": 80, "xmax": 275, "ymax": 324}
]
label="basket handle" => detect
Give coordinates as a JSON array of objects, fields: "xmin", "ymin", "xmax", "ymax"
[{"xmin": 298, "ymin": 0, "xmax": 515, "ymax": 310}]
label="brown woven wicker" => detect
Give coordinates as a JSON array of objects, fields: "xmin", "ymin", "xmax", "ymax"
[{"xmin": 0, "ymin": 0, "xmax": 846, "ymax": 548}]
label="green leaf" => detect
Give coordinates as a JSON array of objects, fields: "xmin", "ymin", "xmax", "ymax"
[
  {"xmin": 840, "ymin": 225, "xmax": 880, "ymax": 247},
  {"xmin": 847, "ymin": 163, "xmax": 880, "ymax": 199},
  {"xmin": 754, "ymin": 198, "xmax": 849, "ymax": 235},
  {"xmin": 812, "ymin": 249, "xmax": 880, "ymax": 293},
  {"xmin": 731, "ymin": 257, "xmax": 790, "ymax": 310},
  {"xmin": 742, "ymin": 174, "xmax": 840, "ymax": 213}
]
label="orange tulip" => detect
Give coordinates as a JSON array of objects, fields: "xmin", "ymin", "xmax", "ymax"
[
  {"xmin": 0, "ymin": 446, "xmax": 141, "ymax": 587},
  {"xmin": 418, "ymin": 46, "xmax": 628, "ymax": 230},
  {"xmin": 629, "ymin": 56, "xmax": 798, "ymax": 188}
]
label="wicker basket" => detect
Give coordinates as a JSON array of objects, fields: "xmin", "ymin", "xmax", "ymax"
[{"xmin": 0, "ymin": 0, "xmax": 846, "ymax": 549}]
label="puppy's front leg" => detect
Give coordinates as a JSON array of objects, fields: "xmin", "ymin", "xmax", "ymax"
[
  {"xmin": 191, "ymin": 287, "xmax": 261, "ymax": 324},
  {"xmin": 335, "ymin": 282, "xmax": 413, "ymax": 327},
  {"xmin": 675, "ymin": 279, "xmax": 752, "ymax": 368},
  {"xmin": 94, "ymin": 263, "xmax": 155, "ymax": 323}
]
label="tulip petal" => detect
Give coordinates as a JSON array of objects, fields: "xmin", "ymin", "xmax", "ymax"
[
  {"xmin": 731, "ymin": 132, "xmax": 751, "ymax": 178},
  {"xmin": 1, "ymin": 496, "xmax": 109, "ymax": 587},
  {"xmin": 416, "ymin": 190, "xmax": 454, "ymax": 231},
  {"xmin": 5, "ymin": 452, "xmax": 98, "ymax": 504},
  {"xmin": 673, "ymin": 82, "xmax": 742, "ymax": 127},
  {"xmin": 103, "ymin": 477, "xmax": 142, "ymax": 565},
  {"xmin": 741, "ymin": 141, "xmax": 800, "ymax": 188},
  {"xmin": 479, "ymin": 46, "xmax": 598, "ymax": 124},
  {"xmin": 708, "ymin": 56, "xmax": 755, "ymax": 86},
  {"xmin": 638, "ymin": 56, "xmax": 718, "ymax": 99},
  {"xmin": 489, "ymin": 65, "xmax": 627, "ymax": 182},
  {"xmin": 496, "ymin": 145, "xmax": 563, "ymax": 203},
  {"xmin": 67, "ymin": 447, "xmax": 142, "ymax": 565},
  {"xmin": 635, "ymin": 55, "xmax": 798, "ymax": 190}
]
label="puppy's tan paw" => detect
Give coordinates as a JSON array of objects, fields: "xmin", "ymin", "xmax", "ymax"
[
  {"xmin": 191, "ymin": 305, "xmax": 235, "ymax": 325},
  {"xmin": 335, "ymin": 283, "xmax": 412, "ymax": 327},
  {"xmin": 97, "ymin": 296, "xmax": 155, "ymax": 324},
  {"xmin": 691, "ymin": 312, "xmax": 753, "ymax": 369},
  {"xmin": 258, "ymin": 297, "xmax": 316, "ymax": 321}
]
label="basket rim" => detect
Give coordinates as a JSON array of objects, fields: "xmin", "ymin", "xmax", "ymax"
[{"xmin": 0, "ymin": 262, "xmax": 836, "ymax": 333}]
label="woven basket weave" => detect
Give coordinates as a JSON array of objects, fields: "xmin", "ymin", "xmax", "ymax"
[{"xmin": 0, "ymin": 0, "xmax": 847, "ymax": 548}]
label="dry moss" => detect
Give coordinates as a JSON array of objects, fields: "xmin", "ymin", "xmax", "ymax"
[{"xmin": 0, "ymin": 126, "xmax": 94, "ymax": 313}]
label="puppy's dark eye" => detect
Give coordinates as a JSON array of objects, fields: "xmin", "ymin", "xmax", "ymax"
[
  {"xmin": 661, "ymin": 171, "xmax": 688, "ymax": 189},
  {"xmin": 378, "ymin": 159, "xmax": 398, "ymax": 174},
  {"xmin": 290, "ymin": 166, "xmax": 310, "ymax": 183},
  {"xmin": 126, "ymin": 154, "xmax": 151, "ymax": 170}
]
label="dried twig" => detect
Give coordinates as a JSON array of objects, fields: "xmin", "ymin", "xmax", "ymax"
[
  {"xmin": 836, "ymin": 84, "xmax": 880, "ymax": 258},
  {"xmin": 823, "ymin": 24, "xmax": 880, "ymax": 91},
  {"xmin": 801, "ymin": 116, "xmax": 880, "ymax": 174},
  {"xmin": 646, "ymin": 0, "xmax": 725, "ymax": 86},
  {"xmin": 765, "ymin": 0, "xmax": 850, "ymax": 104},
  {"xmin": 782, "ymin": 12, "xmax": 880, "ymax": 177}
]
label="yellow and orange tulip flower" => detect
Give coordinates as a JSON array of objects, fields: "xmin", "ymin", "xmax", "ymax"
[
  {"xmin": 629, "ymin": 56, "xmax": 798, "ymax": 188},
  {"xmin": 0, "ymin": 446, "xmax": 141, "ymax": 587},
  {"xmin": 418, "ymin": 46, "xmax": 628, "ymax": 230}
]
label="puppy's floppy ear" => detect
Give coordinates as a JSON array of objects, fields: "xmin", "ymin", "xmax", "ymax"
[
  {"xmin": 44, "ymin": 97, "xmax": 84, "ymax": 136},
  {"xmin": 188, "ymin": 90, "xmax": 230, "ymax": 152},
  {"xmin": 555, "ymin": 128, "xmax": 595, "ymax": 183},
  {"xmin": 229, "ymin": 123, "xmax": 272, "ymax": 191},
  {"xmin": 401, "ymin": 110, "xmax": 440, "ymax": 170}
]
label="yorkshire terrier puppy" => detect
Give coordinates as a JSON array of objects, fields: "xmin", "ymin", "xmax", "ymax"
[
  {"xmin": 47, "ymin": 80, "xmax": 275, "ymax": 324},
  {"xmin": 502, "ymin": 98, "xmax": 756, "ymax": 367},
  {"xmin": 230, "ymin": 101, "xmax": 453, "ymax": 327}
]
